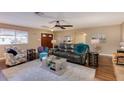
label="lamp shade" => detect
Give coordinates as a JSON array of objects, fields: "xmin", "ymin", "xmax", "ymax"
[
  {"xmin": 51, "ymin": 40, "xmax": 56, "ymax": 44},
  {"xmin": 91, "ymin": 39, "xmax": 101, "ymax": 53},
  {"xmin": 91, "ymin": 39, "xmax": 100, "ymax": 45},
  {"xmin": 120, "ymin": 42, "xmax": 124, "ymax": 49},
  {"xmin": 120, "ymin": 42, "xmax": 124, "ymax": 46}
]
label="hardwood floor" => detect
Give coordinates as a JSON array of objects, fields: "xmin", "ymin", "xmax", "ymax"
[
  {"xmin": 95, "ymin": 55, "xmax": 116, "ymax": 81},
  {"xmin": 0, "ymin": 59, "xmax": 7, "ymax": 70},
  {"xmin": 0, "ymin": 59, "xmax": 7, "ymax": 80},
  {"xmin": 114, "ymin": 64, "xmax": 124, "ymax": 80}
]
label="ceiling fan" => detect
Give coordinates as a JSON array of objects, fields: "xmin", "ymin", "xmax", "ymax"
[
  {"xmin": 35, "ymin": 12, "xmax": 73, "ymax": 30},
  {"xmin": 41, "ymin": 20, "xmax": 73, "ymax": 30},
  {"xmin": 51, "ymin": 20, "xmax": 73, "ymax": 29}
]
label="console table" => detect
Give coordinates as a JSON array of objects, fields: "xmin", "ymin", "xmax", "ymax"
[
  {"xmin": 117, "ymin": 49, "xmax": 124, "ymax": 53},
  {"xmin": 114, "ymin": 49, "xmax": 124, "ymax": 64}
]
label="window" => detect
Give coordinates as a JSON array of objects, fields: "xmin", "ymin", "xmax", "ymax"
[{"xmin": 0, "ymin": 28, "xmax": 28, "ymax": 45}]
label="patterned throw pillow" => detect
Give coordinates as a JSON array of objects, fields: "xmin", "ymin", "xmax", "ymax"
[{"xmin": 7, "ymin": 49, "xmax": 17, "ymax": 56}]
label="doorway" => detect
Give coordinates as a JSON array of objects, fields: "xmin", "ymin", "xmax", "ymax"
[{"xmin": 41, "ymin": 33, "xmax": 53, "ymax": 48}]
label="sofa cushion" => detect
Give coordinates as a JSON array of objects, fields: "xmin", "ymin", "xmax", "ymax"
[
  {"xmin": 59, "ymin": 48, "xmax": 65, "ymax": 52},
  {"xmin": 15, "ymin": 54, "xmax": 26, "ymax": 59},
  {"xmin": 68, "ymin": 53, "xmax": 81, "ymax": 59},
  {"xmin": 60, "ymin": 52, "xmax": 68, "ymax": 57},
  {"xmin": 67, "ymin": 53, "xmax": 82, "ymax": 64},
  {"xmin": 54, "ymin": 51, "xmax": 68, "ymax": 58}
]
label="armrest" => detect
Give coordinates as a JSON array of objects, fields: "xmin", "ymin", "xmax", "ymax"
[
  {"xmin": 5, "ymin": 53, "xmax": 14, "ymax": 59},
  {"xmin": 4, "ymin": 53, "xmax": 15, "ymax": 66},
  {"xmin": 5, "ymin": 53, "xmax": 14, "ymax": 60},
  {"xmin": 80, "ymin": 53, "xmax": 87, "ymax": 58},
  {"xmin": 80, "ymin": 53, "xmax": 89, "ymax": 63}
]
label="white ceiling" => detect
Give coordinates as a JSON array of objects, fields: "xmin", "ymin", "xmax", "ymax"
[{"xmin": 0, "ymin": 12, "xmax": 124, "ymax": 30}]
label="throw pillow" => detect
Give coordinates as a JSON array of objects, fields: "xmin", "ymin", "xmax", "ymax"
[{"xmin": 7, "ymin": 49, "xmax": 17, "ymax": 56}]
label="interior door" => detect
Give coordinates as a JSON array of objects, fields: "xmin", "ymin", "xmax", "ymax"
[{"xmin": 41, "ymin": 33, "xmax": 53, "ymax": 48}]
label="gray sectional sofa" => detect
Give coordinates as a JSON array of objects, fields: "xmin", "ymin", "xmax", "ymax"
[{"xmin": 53, "ymin": 43, "xmax": 89, "ymax": 65}]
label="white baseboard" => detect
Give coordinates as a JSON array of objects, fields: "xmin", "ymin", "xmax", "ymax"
[{"xmin": 100, "ymin": 53, "xmax": 112, "ymax": 57}]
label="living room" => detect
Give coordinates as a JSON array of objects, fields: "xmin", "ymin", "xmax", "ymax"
[{"xmin": 0, "ymin": 12, "xmax": 124, "ymax": 81}]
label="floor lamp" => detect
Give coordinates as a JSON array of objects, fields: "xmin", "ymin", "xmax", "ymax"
[
  {"xmin": 51, "ymin": 39, "xmax": 57, "ymax": 49},
  {"xmin": 91, "ymin": 39, "xmax": 101, "ymax": 53}
]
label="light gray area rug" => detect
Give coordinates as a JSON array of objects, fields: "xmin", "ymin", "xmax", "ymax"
[
  {"xmin": 0, "ymin": 71, "xmax": 7, "ymax": 81},
  {"xmin": 2, "ymin": 60, "xmax": 96, "ymax": 81}
]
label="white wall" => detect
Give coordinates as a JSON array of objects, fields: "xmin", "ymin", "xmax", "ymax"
[
  {"xmin": 77, "ymin": 25, "xmax": 121, "ymax": 54},
  {"xmin": 74, "ymin": 31, "xmax": 86, "ymax": 43},
  {"xmin": 54, "ymin": 30, "xmax": 75, "ymax": 44},
  {"xmin": 54, "ymin": 25, "xmax": 121, "ymax": 54}
]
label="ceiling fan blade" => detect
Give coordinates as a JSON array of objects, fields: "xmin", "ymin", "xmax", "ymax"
[
  {"xmin": 54, "ymin": 25, "xmax": 65, "ymax": 29},
  {"xmin": 54, "ymin": 25, "xmax": 61, "ymax": 27},
  {"xmin": 61, "ymin": 26, "xmax": 66, "ymax": 29},
  {"xmin": 61, "ymin": 25, "xmax": 73, "ymax": 27},
  {"xmin": 35, "ymin": 12, "xmax": 56, "ymax": 19}
]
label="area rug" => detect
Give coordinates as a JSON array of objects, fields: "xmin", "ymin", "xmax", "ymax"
[
  {"xmin": 0, "ymin": 71, "xmax": 7, "ymax": 81},
  {"xmin": 2, "ymin": 60, "xmax": 96, "ymax": 81}
]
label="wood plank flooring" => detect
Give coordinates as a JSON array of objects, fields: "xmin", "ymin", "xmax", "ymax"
[
  {"xmin": 0, "ymin": 59, "xmax": 7, "ymax": 80},
  {"xmin": 95, "ymin": 55, "xmax": 116, "ymax": 81},
  {"xmin": 0, "ymin": 59, "xmax": 7, "ymax": 70}
]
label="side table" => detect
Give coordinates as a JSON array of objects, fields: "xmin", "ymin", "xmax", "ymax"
[
  {"xmin": 116, "ymin": 56, "xmax": 124, "ymax": 65},
  {"xmin": 88, "ymin": 52, "xmax": 99, "ymax": 68},
  {"xmin": 27, "ymin": 49, "xmax": 37, "ymax": 61}
]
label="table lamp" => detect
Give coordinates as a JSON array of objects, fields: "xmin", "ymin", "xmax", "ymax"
[
  {"xmin": 91, "ymin": 39, "xmax": 101, "ymax": 53},
  {"xmin": 120, "ymin": 42, "xmax": 124, "ymax": 49}
]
